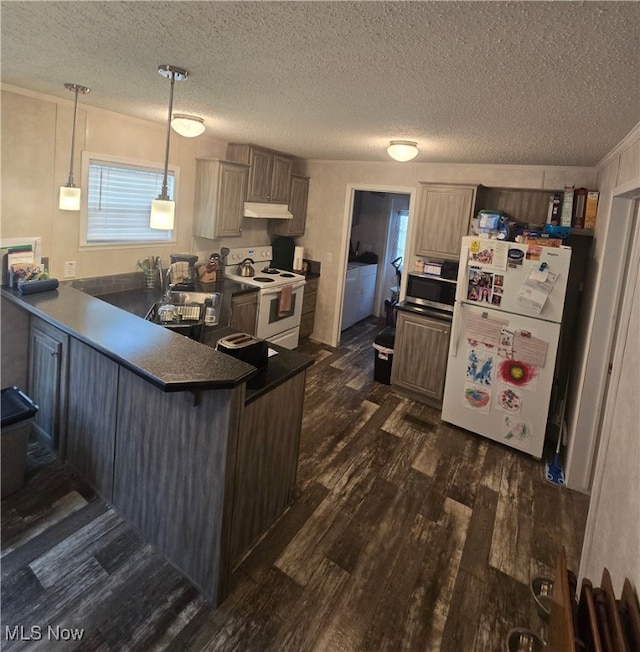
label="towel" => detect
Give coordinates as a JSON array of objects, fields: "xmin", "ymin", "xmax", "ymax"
[
  {"xmin": 170, "ymin": 261, "xmax": 189, "ymax": 284},
  {"xmin": 278, "ymin": 284, "xmax": 293, "ymax": 316}
]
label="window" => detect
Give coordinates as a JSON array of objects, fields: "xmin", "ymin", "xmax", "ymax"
[{"xmin": 81, "ymin": 153, "xmax": 178, "ymax": 246}]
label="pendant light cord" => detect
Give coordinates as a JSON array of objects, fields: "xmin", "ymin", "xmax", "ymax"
[
  {"xmin": 67, "ymin": 87, "xmax": 80, "ymax": 186},
  {"xmin": 160, "ymin": 71, "xmax": 175, "ymax": 201}
]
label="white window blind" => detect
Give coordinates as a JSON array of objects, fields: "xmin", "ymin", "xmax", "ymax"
[{"xmin": 85, "ymin": 158, "xmax": 175, "ymax": 244}]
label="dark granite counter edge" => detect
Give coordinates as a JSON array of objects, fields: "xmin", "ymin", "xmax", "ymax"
[
  {"xmin": 395, "ymin": 301, "xmax": 454, "ymax": 322},
  {"xmin": 2, "ymin": 286, "xmax": 258, "ymax": 392}
]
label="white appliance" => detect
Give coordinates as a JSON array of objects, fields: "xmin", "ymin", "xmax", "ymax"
[
  {"xmin": 441, "ymin": 236, "xmax": 572, "ymax": 458},
  {"xmin": 225, "ymin": 245, "xmax": 305, "ymax": 349}
]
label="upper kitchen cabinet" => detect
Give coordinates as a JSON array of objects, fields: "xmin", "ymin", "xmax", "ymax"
[
  {"xmin": 415, "ymin": 183, "xmax": 478, "ymax": 260},
  {"xmin": 193, "ymin": 159, "xmax": 248, "ymax": 239},
  {"xmin": 269, "ymin": 174, "xmax": 310, "ymax": 237},
  {"xmin": 227, "ymin": 144, "xmax": 293, "ymax": 204}
]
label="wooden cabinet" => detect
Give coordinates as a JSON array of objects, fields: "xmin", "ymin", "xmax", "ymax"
[
  {"xmin": 415, "ymin": 183, "xmax": 477, "ymax": 260},
  {"xmin": 65, "ymin": 339, "xmax": 118, "ymax": 500},
  {"xmin": 341, "ymin": 264, "xmax": 378, "ymax": 331},
  {"xmin": 28, "ymin": 317, "xmax": 68, "ymax": 451},
  {"xmin": 226, "ymin": 144, "xmax": 293, "ymax": 204},
  {"xmin": 269, "ymin": 174, "xmax": 310, "ymax": 237},
  {"xmin": 230, "ymin": 372, "xmax": 305, "ymax": 566},
  {"xmin": 299, "ymin": 276, "xmax": 318, "ymax": 340},
  {"xmin": 391, "ymin": 310, "xmax": 450, "ymax": 404},
  {"xmin": 230, "ymin": 291, "xmax": 258, "ymax": 335},
  {"xmin": 193, "ymin": 158, "xmax": 248, "ymax": 239}
]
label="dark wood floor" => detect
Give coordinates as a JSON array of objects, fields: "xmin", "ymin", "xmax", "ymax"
[{"xmin": 1, "ymin": 317, "xmax": 590, "ymax": 651}]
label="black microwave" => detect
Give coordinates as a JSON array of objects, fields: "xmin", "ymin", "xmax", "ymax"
[{"xmin": 405, "ymin": 272, "xmax": 457, "ymax": 313}]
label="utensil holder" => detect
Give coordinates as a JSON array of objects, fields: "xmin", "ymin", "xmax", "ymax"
[{"xmin": 143, "ymin": 269, "xmax": 157, "ymax": 290}]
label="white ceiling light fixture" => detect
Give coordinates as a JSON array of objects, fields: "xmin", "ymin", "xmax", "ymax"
[
  {"xmin": 387, "ymin": 140, "xmax": 419, "ymax": 162},
  {"xmin": 150, "ymin": 64, "xmax": 188, "ymax": 230},
  {"xmin": 171, "ymin": 113, "xmax": 205, "ymax": 138},
  {"xmin": 59, "ymin": 83, "xmax": 90, "ymax": 210}
]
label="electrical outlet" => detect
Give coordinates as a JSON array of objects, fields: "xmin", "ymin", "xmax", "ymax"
[
  {"xmin": 326, "ymin": 252, "xmax": 333, "ymax": 263},
  {"xmin": 64, "ymin": 261, "xmax": 77, "ymax": 278}
]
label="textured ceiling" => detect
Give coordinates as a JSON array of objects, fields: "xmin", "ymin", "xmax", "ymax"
[{"xmin": 1, "ymin": 1, "xmax": 639, "ymax": 166}]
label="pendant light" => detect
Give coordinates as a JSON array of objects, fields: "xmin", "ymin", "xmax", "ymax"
[
  {"xmin": 150, "ymin": 64, "xmax": 188, "ymax": 230},
  {"xmin": 59, "ymin": 83, "xmax": 90, "ymax": 210},
  {"xmin": 387, "ymin": 140, "xmax": 419, "ymax": 162},
  {"xmin": 171, "ymin": 113, "xmax": 205, "ymax": 138}
]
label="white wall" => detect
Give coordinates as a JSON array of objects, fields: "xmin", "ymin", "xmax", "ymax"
[
  {"xmin": 298, "ymin": 160, "xmax": 596, "ymax": 346},
  {"xmin": 572, "ymin": 125, "xmax": 640, "ymax": 595},
  {"xmin": 0, "ymin": 86, "xmax": 271, "ymax": 280}
]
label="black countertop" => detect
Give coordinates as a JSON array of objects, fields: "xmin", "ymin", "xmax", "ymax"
[{"xmin": 2, "ymin": 281, "xmax": 313, "ymax": 399}]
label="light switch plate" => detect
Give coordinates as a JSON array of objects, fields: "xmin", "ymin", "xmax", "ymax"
[{"xmin": 64, "ymin": 261, "xmax": 77, "ymax": 278}]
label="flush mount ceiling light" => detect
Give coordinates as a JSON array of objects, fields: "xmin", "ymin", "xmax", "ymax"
[
  {"xmin": 171, "ymin": 113, "xmax": 205, "ymax": 138},
  {"xmin": 150, "ymin": 64, "xmax": 188, "ymax": 230},
  {"xmin": 387, "ymin": 140, "xmax": 419, "ymax": 162},
  {"xmin": 59, "ymin": 83, "xmax": 90, "ymax": 210}
]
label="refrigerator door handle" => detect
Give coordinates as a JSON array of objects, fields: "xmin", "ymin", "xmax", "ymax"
[{"xmin": 450, "ymin": 303, "xmax": 463, "ymax": 357}]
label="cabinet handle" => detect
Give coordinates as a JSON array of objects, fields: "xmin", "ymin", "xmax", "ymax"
[{"xmin": 51, "ymin": 350, "xmax": 58, "ymax": 357}]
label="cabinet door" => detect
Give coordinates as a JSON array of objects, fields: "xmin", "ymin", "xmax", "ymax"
[
  {"xmin": 193, "ymin": 159, "xmax": 247, "ymax": 239},
  {"xmin": 215, "ymin": 162, "xmax": 248, "ymax": 237},
  {"xmin": 391, "ymin": 311, "xmax": 450, "ymax": 402},
  {"xmin": 270, "ymin": 155, "xmax": 293, "ymax": 204},
  {"xmin": 247, "ymin": 149, "xmax": 273, "ymax": 202},
  {"xmin": 269, "ymin": 174, "xmax": 309, "ymax": 237},
  {"xmin": 28, "ymin": 319, "xmax": 68, "ymax": 451},
  {"xmin": 299, "ymin": 276, "xmax": 318, "ymax": 339},
  {"xmin": 230, "ymin": 292, "xmax": 258, "ymax": 335},
  {"xmin": 415, "ymin": 184, "xmax": 477, "ymax": 260}
]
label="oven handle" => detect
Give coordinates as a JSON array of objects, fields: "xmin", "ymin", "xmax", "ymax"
[{"xmin": 260, "ymin": 280, "xmax": 306, "ymax": 295}]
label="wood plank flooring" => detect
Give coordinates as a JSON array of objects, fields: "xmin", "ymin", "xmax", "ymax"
[{"xmin": 1, "ymin": 317, "xmax": 590, "ymax": 651}]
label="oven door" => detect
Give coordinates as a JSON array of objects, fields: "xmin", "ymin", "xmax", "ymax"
[{"xmin": 256, "ymin": 281, "xmax": 305, "ymax": 340}]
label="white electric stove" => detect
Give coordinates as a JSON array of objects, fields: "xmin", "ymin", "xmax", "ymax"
[{"xmin": 224, "ymin": 246, "xmax": 306, "ymax": 349}]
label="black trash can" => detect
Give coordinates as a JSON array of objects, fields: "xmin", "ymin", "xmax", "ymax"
[
  {"xmin": 373, "ymin": 327, "xmax": 395, "ymax": 384},
  {"xmin": 1, "ymin": 386, "xmax": 38, "ymax": 498}
]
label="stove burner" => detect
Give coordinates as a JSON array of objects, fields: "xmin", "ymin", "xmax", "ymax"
[
  {"xmin": 261, "ymin": 267, "xmax": 280, "ymax": 274},
  {"xmin": 253, "ymin": 277, "xmax": 276, "ymax": 283},
  {"xmin": 280, "ymin": 272, "xmax": 295, "ymax": 278}
]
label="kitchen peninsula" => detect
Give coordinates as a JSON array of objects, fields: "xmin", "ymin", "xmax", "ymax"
[{"xmin": 1, "ymin": 283, "xmax": 313, "ymax": 605}]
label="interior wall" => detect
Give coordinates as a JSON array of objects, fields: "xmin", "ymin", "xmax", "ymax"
[
  {"xmin": 0, "ymin": 86, "xmax": 271, "ymax": 280},
  {"xmin": 578, "ymin": 205, "xmax": 639, "ymax": 595},
  {"xmin": 299, "ymin": 160, "xmax": 596, "ymax": 346},
  {"xmin": 565, "ymin": 126, "xmax": 640, "ymax": 493}
]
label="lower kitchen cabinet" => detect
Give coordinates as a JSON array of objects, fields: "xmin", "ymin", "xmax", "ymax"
[
  {"xmin": 229, "ymin": 372, "xmax": 305, "ymax": 566},
  {"xmin": 65, "ymin": 339, "xmax": 118, "ymax": 500},
  {"xmin": 28, "ymin": 317, "xmax": 68, "ymax": 451},
  {"xmin": 299, "ymin": 276, "xmax": 318, "ymax": 340},
  {"xmin": 391, "ymin": 310, "xmax": 451, "ymax": 405},
  {"xmin": 230, "ymin": 291, "xmax": 258, "ymax": 335}
]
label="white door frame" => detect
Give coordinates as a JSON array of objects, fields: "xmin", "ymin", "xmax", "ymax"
[
  {"xmin": 332, "ymin": 183, "xmax": 416, "ymax": 347},
  {"xmin": 565, "ymin": 178, "xmax": 640, "ymax": 491}
]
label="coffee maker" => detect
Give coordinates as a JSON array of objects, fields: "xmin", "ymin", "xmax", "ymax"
[{"xmin": 168, "ymin": 254, "xmax": 198, "ymax": 290}]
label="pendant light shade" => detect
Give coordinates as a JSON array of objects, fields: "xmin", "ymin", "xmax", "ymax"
[
  {"xmin": 150, "ymin": 64, "xmax": 188, "ymax": 230},
  {"xmin": 387, "ymin": 140, "xmax": 419, "ymax": 162},
  {"xmin": 171, "ymin": 113, "xmax": 205, "ymax": 138},
  {"xmin": 59, "ymin": 83, "xmax": 90, "ymax": 210},
  {"xmin": 149, "ymin": 199, "xmax": 176, "ymax": 230}
]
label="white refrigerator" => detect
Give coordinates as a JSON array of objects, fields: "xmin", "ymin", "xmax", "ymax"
[{"xmin": 441, "ymin": 236, "xmax": 572, "ymax": 458}]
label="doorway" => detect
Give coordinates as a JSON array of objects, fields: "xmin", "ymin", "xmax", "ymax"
[{"xmin": 340, "ymin": 190, "xmax": 410, "ymax": 335}]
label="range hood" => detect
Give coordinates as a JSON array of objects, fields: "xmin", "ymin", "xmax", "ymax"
[{"xmin": 243, "ymin": 202, "xmax": 293, "ymax": 219}]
